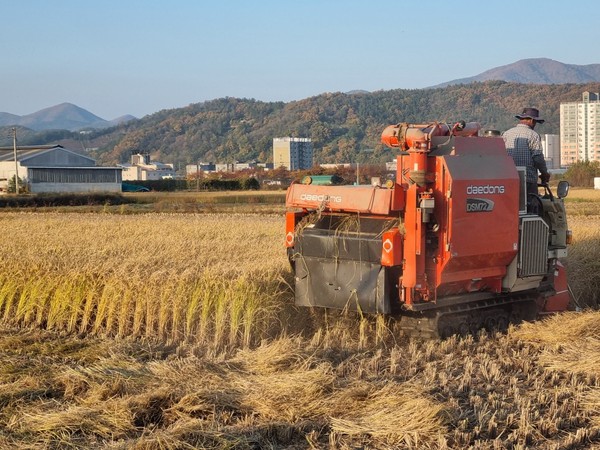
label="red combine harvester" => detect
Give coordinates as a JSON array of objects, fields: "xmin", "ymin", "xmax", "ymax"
[{"xmin": 285, "ymin": 121, "xmax": 571, "ymax": 337}]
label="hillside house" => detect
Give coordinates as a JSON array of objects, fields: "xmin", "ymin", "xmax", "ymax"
[{"xmin": 0, "ymin": 145, "xmax": 122, "ymax": 193}]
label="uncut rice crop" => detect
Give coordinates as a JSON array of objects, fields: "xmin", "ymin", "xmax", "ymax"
[
  {"xmin": 0, "ymin": 212, "xmax": 289, "ymax": 349},
  {"xmin": 566, "ymin": 215, "xmax": 600, "ymax": 308}
]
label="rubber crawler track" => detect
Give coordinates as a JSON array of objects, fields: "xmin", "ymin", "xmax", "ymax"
[{"xmin": 396, "ymin": 294, "xmax": 540, "ymax": 339}]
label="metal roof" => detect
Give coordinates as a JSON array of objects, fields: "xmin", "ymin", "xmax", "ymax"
[
  {"xmin": 27, "ymin": 166, "xmax": 122, "ymax": 170},
  {"xmin": 0, "ymin": 145, "xmax": 95, "ymax": 163},
  {"xmin": 0, "ymin": 145, "xmax": 62, "ymax": 151}
]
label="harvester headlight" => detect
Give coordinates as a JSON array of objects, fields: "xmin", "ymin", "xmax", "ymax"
[{"xmin": 566, "ymin": 230, "xmax": 573, "ymax": 245}]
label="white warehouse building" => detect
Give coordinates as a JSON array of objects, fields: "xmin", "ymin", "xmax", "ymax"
[{"xmin": 0, "ymin": 145, "xmax": 122, "ymax": 193}]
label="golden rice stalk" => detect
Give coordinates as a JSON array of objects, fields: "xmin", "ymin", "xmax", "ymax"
[
  {"xmin": 235, "ymin": 365, "xmax": 335, "ymax": 422},
  {"xmin": 16, "ymin": 401, "xmax": 134, "ymax": 440},
  {"xmin": 126, "ymin": 418, "xmax": 244, "ymax": 450},
  {"xmin": 329, "ymin": 382, "xmax": 448, "ymax": 446},
  {"xmin": 537, "ymin": 337, "xmax": 600, "ymax": 375},
  {"xmin": 0, "ymin": 276, "xmax": 20, "ymax": 321},
  {"xmin": 93, "ymin": 281, "xmax": 127, "ymax": 337},
  {"xmin": 511, "ymin": 311, "xmax": 600, "ymax": 378},
  {"xmin": 56, "ymin": 358, "xmax": 150, "ymax": 404},
  {"xmin": 231, "ymin": 336, "xmax": 316, "ymax": 375},
  {"xmin": 14, "ymin": 278, "xmax": 52, "ymax": 326},
  {"xmin": 511, "ymin": 311, "xmax": 600, "ymax": 345},
  {"xmin": 146, "ymin": 357, "xmax": 231, "ymax": 395},
  {"xmin": 294, "ymin": 211, "xmax": 320, "ymax": 235},
  {"xmin": 564, "ymin": 216, "xmax": 600, "ymax": 308},
  {"xmin": 582, "ymin": 387, "xmax": 600, "ymax": 427}
]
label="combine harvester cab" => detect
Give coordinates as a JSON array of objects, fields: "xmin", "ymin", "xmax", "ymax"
[{"xmin": 285, "ymin": 121, "xmax": 571, "ymax": 338}]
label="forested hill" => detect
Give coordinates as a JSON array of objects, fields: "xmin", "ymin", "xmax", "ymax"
[{"xmin": 48, "ymin": 81, "xmax": 600, "ymax": 166}]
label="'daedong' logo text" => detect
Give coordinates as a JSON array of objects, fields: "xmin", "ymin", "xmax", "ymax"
[
  {"xmin": 300, "ymin": 193, "xmax": 342, "ymax": 203},
  {"xmin": 466, "ymin": 184, "xmax": 505, "ymax": 195}
]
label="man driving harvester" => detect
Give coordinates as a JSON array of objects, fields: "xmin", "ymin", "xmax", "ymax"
[{"xmin": 502, "ymin": 107, "xmax": 551, "ymax": 199}]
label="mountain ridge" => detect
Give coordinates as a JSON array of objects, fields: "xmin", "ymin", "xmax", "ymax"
[
  {"xmin": 2, "ymin": 58, "xmax": 600, "ymax": 167},
  {"xmin": 3, "ymin": 59, "xmax": 600, "ymax": 132},
  {"xmin": 0, "ymin": 103, "xmax": 137, "ymax": 131},
  {"xmin": 432, "ymin": 58, "xmax": 600, "ymax": 88},
  {"xmin": 3, "ymin": 81, "xmax": 600, "ymax": 167}
]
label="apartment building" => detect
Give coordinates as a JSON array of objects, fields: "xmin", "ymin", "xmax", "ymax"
[
  {"xmin": 560, "ymin": 91, "xmax": 600, "ymax": 166},
  {"xmin": 273, "ymin": 137, "xmax": 313, "ymax": 170}
]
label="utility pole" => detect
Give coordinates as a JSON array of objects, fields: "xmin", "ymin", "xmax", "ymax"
[
  {"xmin": 12, "ymin": 128, "xmax": 19, "ymax": 194},
  {"xmin": 196, "ymin": 160, "xmax": 200, "ymax": 191}
]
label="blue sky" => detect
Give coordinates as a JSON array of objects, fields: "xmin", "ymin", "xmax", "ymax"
[{"xmin": 2, "ymin": 0, "xmax": 599, "ymax": 120}]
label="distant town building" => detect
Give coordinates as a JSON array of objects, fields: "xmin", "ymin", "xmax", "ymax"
[
  {"xmin": 186, "ymin": 161, "xmax": 272, "ymax": 176},
  {"xmin": 185, "ymin": 162, "xmax": 216, "ymax": 176},
  {"xmin": 320, "ymin": 163, "xmax": 353, "ymax": 169},
  {"xmin": 273, "ymin": 137, "xmax": 313, "ymax": 170},
  {"xmin": 0, "ymin": 145, "xmax": 122, "ymax": 193},
  {"xmin": 234, "ymin": 161, "xmax": 257, "ymax": 171},
  {"xmin": 215, "ymin": 163, "xmax": 236, "ymax": 173},
  {"xmin": 541, "ymin": 134, "xmax": 560, "ymax": 169},
  {"xmin": 560, "ymin": 91, "xmax": 600, "ymax": 166},
  {"xmin": 120, "ymin": 153, "xmax": 176, "ymax": 180}
]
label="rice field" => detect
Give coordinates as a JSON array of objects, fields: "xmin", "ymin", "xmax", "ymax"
[
  {"xmin": 563, "ymin": 188, "xmax": 600, "ymax": 308},
  {"xmin": 0, "ymin": 213, "xmax": 290, "ymax": 350},
  {"xmin": 0, "ymin": 188, "xmax": 598, "ymax": 448}
]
